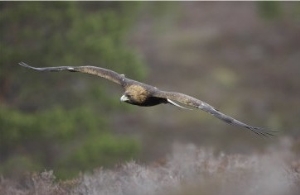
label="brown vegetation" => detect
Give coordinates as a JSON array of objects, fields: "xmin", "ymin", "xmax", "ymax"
[{"xmin": 1, "ymin": 137, "xmax": 299, "ymax": 195}]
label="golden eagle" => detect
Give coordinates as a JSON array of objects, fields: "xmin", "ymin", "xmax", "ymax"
[{"xmin": 19, "ymin": 62, "xmax": 273, "ymax": 136}]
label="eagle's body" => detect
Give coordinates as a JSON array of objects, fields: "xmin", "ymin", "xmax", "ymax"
[
  {"xmin": 19, "ymin": 62, "xmax": 274, "ymax": 136},
  {"xmin": 122, "ymin": 84, "xmax": 167, "ymax": 106}
]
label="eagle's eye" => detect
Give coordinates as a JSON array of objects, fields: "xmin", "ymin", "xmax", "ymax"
[{"xmin": 126, "ymin": 94, "xmax": 132, "ymax": 98}]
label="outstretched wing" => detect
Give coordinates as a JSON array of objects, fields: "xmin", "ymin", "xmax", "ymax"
[
  {"xmin": 19, "ymin": 62, "xmax": 128, "ymax": 87},
  {"xmin": 153, "ymin": 90, "xmax": 273, "ymax": 136}
]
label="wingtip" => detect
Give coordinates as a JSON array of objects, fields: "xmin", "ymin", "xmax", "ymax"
[
  {"xmin": 18, "ymin": 62, "xmax": 31, "ymax": 68},
  {"xmin": 18, "ymin": 62, "xmax": 26, "ymax": 66},
  {"xmin": 18, "ymin": 62, "xmax": 41, "ymax": 71},
  {"xmin": 247, "ymin": 126, "xmax": 278, "ymax": 137}
]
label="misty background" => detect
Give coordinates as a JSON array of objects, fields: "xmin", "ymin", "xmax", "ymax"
[{"xmin": 1, "ymin": 2, "xmax": 299, "ymax": 187}]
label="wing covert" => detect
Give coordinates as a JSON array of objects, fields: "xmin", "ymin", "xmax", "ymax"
[
  {"xmin": 153, "ymin": 90, "xmax": 273, "ymax": 136},
  {"xmin": 19, "ymin": 62, "xmax": 127, "ymax": 86}
]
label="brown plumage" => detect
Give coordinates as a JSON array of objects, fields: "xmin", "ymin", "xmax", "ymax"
[{"xmin": 19, "ymin": 62, "xmax": 274, "ymax": 136}]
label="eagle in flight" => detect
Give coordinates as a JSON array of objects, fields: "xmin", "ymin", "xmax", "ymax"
[{"xmin": 19, "ymin": 62, "xmax": 273, "ymax": 136}]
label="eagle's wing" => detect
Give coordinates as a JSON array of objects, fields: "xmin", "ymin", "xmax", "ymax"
[
  {"xmin": 19, "ymin": 62, "xmax": 128, "ymax": 86},
  {"xmin": 152, "ymin": 90, "xmax": 273, "ymax": 136}
]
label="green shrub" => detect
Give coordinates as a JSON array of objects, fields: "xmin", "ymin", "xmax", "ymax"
[
  {"xmin": 0, "ymin": 106, "xmax": 140, "ymax": 179},
  {"xmin": 0, "ymin": 1, "xmax": 143, "ymax": 179}
]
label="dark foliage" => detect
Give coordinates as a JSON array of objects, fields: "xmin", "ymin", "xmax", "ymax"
[{"xmin": 0, "ymin": 1, "xmax": 144, "ymax": 179}]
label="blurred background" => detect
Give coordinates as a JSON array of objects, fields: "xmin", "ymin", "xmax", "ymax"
[{"xmin": 1, "ymin": 1, "xmax": 299, "ymax": 180}]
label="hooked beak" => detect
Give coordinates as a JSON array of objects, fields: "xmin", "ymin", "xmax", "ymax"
[{"xmin": 120, "ymin": 95, "xmax": 129, "ymax": 102}]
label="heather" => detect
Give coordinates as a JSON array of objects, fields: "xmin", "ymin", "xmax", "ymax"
[{"xmin": 1, "ymin": 138, "xmax": 299, "ymax": 195}]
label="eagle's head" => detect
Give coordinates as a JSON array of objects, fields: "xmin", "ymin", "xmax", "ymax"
[
  {"xmin": 120, "ymin": 89, "xmax": 146, "ymax": 105},
  {"xmin": 120, "ymin": 84, "xmax": 156, "ymax": 106},
  {"xmin": 120, "ymin": 85, "xmax": 148, "ymax": 105},
  {"xmin": 120, "ymin": 84, "xmax": 168, "ymax": 107}
]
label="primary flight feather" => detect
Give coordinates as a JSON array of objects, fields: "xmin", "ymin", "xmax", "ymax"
[{"xmin": 19, "ymin": 62, "xmax": 273, "ymax": 136}]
